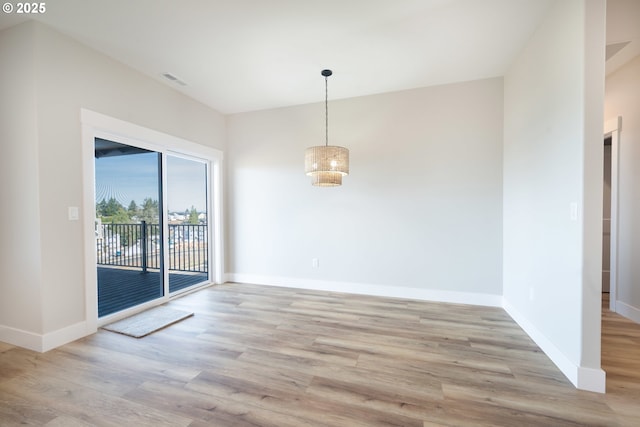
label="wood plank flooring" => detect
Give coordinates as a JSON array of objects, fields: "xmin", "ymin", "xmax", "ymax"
[
  {"xmin": 0, "ymin": 283, "xmax": 638, "ymax": 426},
  {"xmin": 601, "ymin": 294, "xmax": 640, "ymax": 426}
]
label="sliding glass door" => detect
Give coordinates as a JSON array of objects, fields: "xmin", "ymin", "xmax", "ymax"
[
  {"xmin": 94, "ymin": 141, "xmax": 212, "ymax": 318},
  {"xmin": 94, "ymin": 139, "xmax": 164, "ymax": 317},
  {"xmin": 166, "ymin": 154, "xmax": 210, "ymax": 294}
]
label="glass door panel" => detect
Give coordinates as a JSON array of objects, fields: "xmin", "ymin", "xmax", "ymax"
[
  {"xmin": 166, "ymin": 155, "xmax": 209, "ymax": 293},
  {"xmin": 94, "ymin": 138, "xmax": 163, "ymax": 317}
]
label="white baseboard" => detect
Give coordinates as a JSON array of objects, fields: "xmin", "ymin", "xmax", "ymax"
[
  {"xmin": 42, "ymin": 321, "xmax": 95, "ymax": 352},
  {"xmin": 503, "ymin": 300, "xmax": 606, "ymax": 393},
  {"xmin": 222, "ymin": 272, "xmax": 233, "ymax": 284},
  {"xmin": 615, "ymin": 300, "xmax": 640, "ymax": 324},
  {"xmin": 0, "ymin": 321, "xmax": 94, "ymax": 353},
  {"xmin": 227, "ymin": 274, "xmax": 503, "ymax": 307},
  {"xmin": 0, "ymin": 324, "xmax": 43, "ymax": 352},
  {"xmin": 577, "ymin": 366, "xmax": 607, "ymax": 393}
]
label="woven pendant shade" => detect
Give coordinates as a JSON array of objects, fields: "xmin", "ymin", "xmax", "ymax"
[
  {"xmin": 305, "ymin": 69, "xmax": 349, "ymax": 187},
  {"xmin": 311, "ymin": 171, "xmax": 343, "ymax": 186},
  {"xmin": 305, "ymin": 145, "xmax": 349, "ymax": 187}
]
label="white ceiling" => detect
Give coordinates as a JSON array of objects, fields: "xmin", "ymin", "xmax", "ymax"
[{"xmin": 0, "ymin": 0, "xmax": 637, "ymax": 114}]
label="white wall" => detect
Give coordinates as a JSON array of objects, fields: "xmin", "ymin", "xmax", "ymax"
[
  {"xmin": 605, "ymin": 54, "xmax": 640, "ymax": 322},
  {"xmin": 0, "ymin": 21, "xmax": 225, "ymax": 350},
  {"xmin": 0, "ymin": 23, "xmax": 44, "ymax": 338},
  {"xmin": 503, "ymin": 0, "xmax": 605, "ymax": 392},
  {"xmin": 227, "ymin": 78, "xmax": 504, "ymax": 303}
]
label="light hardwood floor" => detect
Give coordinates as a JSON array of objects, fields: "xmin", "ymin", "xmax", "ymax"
[{"xmin": 0, "ymin": 284, "xmax": 638, "ymax": 426}]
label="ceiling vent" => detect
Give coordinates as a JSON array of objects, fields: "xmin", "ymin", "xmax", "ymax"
[{"xmin": 161, "ymin": 72, "xmax": 187, "ymax": 86}]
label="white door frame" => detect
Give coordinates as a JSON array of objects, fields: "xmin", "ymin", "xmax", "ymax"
[
  {"xmin": 604, "ymin": 116, "xmax": 621, "ymax": 312},
  {"xmin": 81, "ymin": 109, "xmax": 224, "ymax": 330}
]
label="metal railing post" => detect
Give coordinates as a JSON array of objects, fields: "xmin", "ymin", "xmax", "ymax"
[{"xmin": 141, "ymin": 220, "xmax": 147, "ymax": 273}]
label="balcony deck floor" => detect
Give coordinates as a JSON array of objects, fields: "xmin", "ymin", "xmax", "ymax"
[{"xmin": 97, "ymin": 266, "xmax": 207, "ymax": 317}]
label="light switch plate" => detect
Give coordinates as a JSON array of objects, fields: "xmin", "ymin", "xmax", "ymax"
[
  {"xmin": 68, "ymin": 206, "xmax": 79, "ymax": 221},
  {"xmin": 570, "ymin": 202, "xmax": 578, "ymax": 221}
]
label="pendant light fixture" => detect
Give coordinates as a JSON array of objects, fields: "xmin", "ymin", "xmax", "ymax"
[{"xmin": 305, "ymin": 69, "xmax": 349, "ymax": 186}]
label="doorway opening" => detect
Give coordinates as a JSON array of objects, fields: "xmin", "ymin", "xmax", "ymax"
[
  {"xmin": 602, "ymin": 136, "xmax": 612, "ymax": 294},
  {"xmin": 603, "ymin": 117, "xmax": 621, "ymax": 313}
]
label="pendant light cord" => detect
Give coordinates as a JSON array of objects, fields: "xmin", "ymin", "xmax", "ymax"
[{"xmin": 325, "ymin": 75, "xmax": 329, "ymax": 147}]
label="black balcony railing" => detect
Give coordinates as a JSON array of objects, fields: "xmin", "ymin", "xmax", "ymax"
[{"xmin": 96, "ymin": 221, "xmax": 208, "ymax": 274}]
